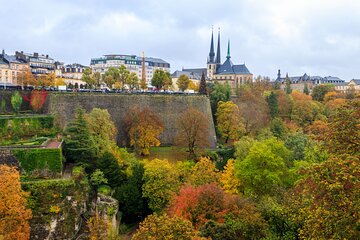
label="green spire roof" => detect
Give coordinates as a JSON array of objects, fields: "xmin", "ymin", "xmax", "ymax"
[{"xmin": 226, "ymin": 39, "xmax": 231, "ymax": 59}]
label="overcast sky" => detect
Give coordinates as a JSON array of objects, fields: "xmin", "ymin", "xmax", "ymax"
[{"xmin": 1, "ymin": 0, "xmax": 360, "ymax": 80}]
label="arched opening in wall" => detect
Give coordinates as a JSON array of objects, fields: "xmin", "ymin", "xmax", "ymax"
[
  {"xmin": 80, "ymin": 84, "xmax": 84, "ymax": 89},
  {"xmin": 75, "ymin": 83, "xmax": 79, "ymax": 89}
]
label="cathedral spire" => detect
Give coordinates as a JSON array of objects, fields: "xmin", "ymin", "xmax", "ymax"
[
  {"xmin": 226, "ymin": 39, "xmax": 231, "ymax": 59},
  {"xmin": 208, "ymin": 26, "xmax": 215, "ymax": 63},
  {"xmin": 215, "ymin": 28, "xmax": 221, "ymax": 64}
]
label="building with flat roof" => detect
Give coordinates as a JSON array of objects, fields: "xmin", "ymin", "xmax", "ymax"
[{"xmin": 90, "ymin": 54, "xmax": 170, "ymax": 87}]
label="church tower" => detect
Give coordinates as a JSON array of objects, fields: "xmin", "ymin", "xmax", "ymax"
[
  {"xmin": 207, "ymin": 28, "xmax": 217, "ymax": 79},
  {"xmin": 215, "ymin": 29, "xmax": 221, "ymax": 66}
]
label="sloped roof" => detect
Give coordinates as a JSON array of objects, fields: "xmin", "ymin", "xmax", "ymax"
[
  {"xmin": 350, "ymin": 79, "xmax": 360, "ymax": 85},
  {"xmin": 216, "ymin": 58, "xmax": 251, "ymax": 75},
  {"xmin": 171, "ymin": 70, "xmax": 202, "ymax": 80}
]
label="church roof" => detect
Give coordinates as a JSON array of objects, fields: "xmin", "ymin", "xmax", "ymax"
[
  {"xmin": 171, "ymin": 70, "xmax": 202, "ymax": 80},
  {"xmin": 215, "ymin": 59, "xmax": 251, "ymax": 75}
]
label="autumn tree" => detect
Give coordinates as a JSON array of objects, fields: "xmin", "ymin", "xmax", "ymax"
[
  {"xmin": 216, "ymin": 101, "xmax": 245, "ymax": 143},
  {"xmin": 237, "ymin": 88, "xmax": 270, "ymax": 135},
  {"xmin": 0, "ymin": 165, "xmax": 32, "ymax": 240},
  {"xmin": 177, "ymin": 74, "xmax": 190, "ymax": 92},
  {"xmin": 169, "ymin": 183, "xmax": 268, "ymax": 236},
  {"xmin": 93, "ymin": 72, "xmax": 102, "ymax": 88},
  {"xmin": 54, "ymin": 77, "xmax": 66, "ymax": 87},
  {"xmin": 187, "ymin": 157, "xmax": 219, "ymax": 186},
  {"xmin": 132, "ymin": 213, "xmax": 197, "ymax": 240},
  {"xmin": 198, "ymin": 72, "xmax": 207, "ymax": 95},
  {"xmin": 290, "ymin": 155, "xmax": 360, "ymax": 239},
  {"xmin": 17, "ymin": 70, "xmax": 36, "ymax": 88},
  {"xmin": 124, "ymin": 107, "xmax": 164, "ymax": 156},
  {"xmin": 291, "ymin": 91, "xmax": 323, "ymax": 127},
  {"xmin": 176, "ymin": 108, "xmax": 210, "ymax": 156},
  {"xmin": 87, "ymin": 213, "xmax": 109, "ymax": 240},
  {"xmin": 30, "ymin": 90, "xmax": 48, "ymax": 113},
  {"xmin": 220, "ymin": 159, "xmax": 242, "ymax": 194},
  {"xmin": 37, "ymin": 73, "xmax": 55, "ymax": 87},
  {"xmin": 86, "ymin": 108, "xmax": 117, "ymax": 156},
  {"xmin": 188, "ymin": 81, "xmax": 199, "ymax": 92},
  {"xmin": 142, "ymin": 159, "xmax": 181, "ymax": 212}
]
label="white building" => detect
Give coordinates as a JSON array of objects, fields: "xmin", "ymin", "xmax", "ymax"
[{"xmin": 90, "ymin": 54, "xmax": 170, "ymax": 86}]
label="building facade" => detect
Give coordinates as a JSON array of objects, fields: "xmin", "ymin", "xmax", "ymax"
[
  {"xmin": 15, "ymin": 51, "xmax": 55, "ymax": 76},
  {"xmin": 60, "ymin": 63, "xmax": 87, "ymax": 87},
  {"xmin": 0, "ymin": 50, "xmax": 30, "ymax": 86},
  {"xmin": 275, "ymin": 70, "xmax": 346, "ymax": 92},
  {"xmin": 90, "ymin": 54, "xmax": 170, "ymax": 87},
  {"xmin": 180, "ymin": 29, "xmax": 253, "ymax": 93},
  {"xmin": 334, "ymin": 79, "xmax": 360, "ymax": 93},
  {"xmin": 171, "ymin": 70, "xmax": 202, "ymax": 91}
]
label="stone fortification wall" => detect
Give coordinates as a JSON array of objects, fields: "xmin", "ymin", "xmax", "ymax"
[{"xmin": 45, "ymin": 93, "xmax": 216, "ymax": 147}]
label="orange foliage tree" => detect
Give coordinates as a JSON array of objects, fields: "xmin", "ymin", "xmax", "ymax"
[
  {"xmin": 168, "ymin": 183, "xmax": 265, "ymax": 231},
  {"xmin": 176, "ymin": 108, "xmax": 210, "ymax": 156},
  {"xmin": 124, "ymin": 107, "xmax": 164, "ymax": 155},
  {"xmin": 17, "ymin": 70, "xmax": 36, "ymax": 87},
  {"xmin": 30, "ymin": 90, "xmax": 48, "ymax": 112},
  {"xmin": 0, "ymin": 165, "xmax": 32, "ymax": 240}
]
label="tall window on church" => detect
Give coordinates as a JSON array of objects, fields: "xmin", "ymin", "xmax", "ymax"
[{"xmin": 209, "ymin": 65, "xmax": 211, "ymax": 69}]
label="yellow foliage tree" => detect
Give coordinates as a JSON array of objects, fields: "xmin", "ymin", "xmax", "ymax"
[
  {"xmin": 220, "ymin": 159, "xmax": 242, "ymax": 194},
  {"xmin": 124, "ymin": 107, "xmax": 164, "ymax": 156},
  {"xmin": 187, "ymin": 157, "xmax": 219, "ymax": 186},
  {"xmin": 17, "ymin": 70, "xmax": 36, "ymax": 87},
  {"xmin": 54, "ymin": 77, "xmax": 66, "ymax": 87},
  {"xmin": 0, "ymin": 165, "xmax": 32, "ymax": 240},
  {"xmin": 216, "ymin": 101, "xmax": 245, "ymax": 143},
  {"xmin": 87, "ymin": 213, "xmax": 109, "ymax": 240}
]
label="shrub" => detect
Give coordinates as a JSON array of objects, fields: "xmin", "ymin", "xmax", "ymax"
[{"xmin": 11, "ymin": 91, "xmax": 23, "ymax": 114}]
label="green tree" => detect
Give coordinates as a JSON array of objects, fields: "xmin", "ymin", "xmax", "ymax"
[
  {"xmin": 236, "ymin": 138, "xmax": 291, "ymax": 197},
  {"xmin": 151, "ymin": 69, "xmax": 169, "ymax": 90},
  {"xmin": 199, "ymin": 72, "xmax": 207, "ymax": 95},
  {"xmin": 90, "ymin": 169, "xmax": 108, "ymax": 188},
  {"xmin": 290, "ymin": 155, "xmax": 360, "ymax": 239},
  {"xmin": 216, "ymin": 101, "xmax": 245, "ymax": 143},
  {"xmin": 93, "ymin": 72, "xmax": 102, "ymax": 88},
  {"xmin": 63, "ymin": 108, "xmax": 96, "ymax": 168},
  {"xmin": 234, "ymin": 136, "xmax": 256, "ymax": 161},
  {"xmin": 270, "ymin": 117, "xmax": 286, "ymax": 139},
  {"xmin": 97, "ymin": 152, "xmax": 126, "ymax": 188},
  {"xmin": 284, "ymin": 74, "xmax": 292, "ymax": 94},
  {"xmin": 311, "ymin": 84, "xmax": 335, "ymax": 101},
  {"xmin": 103, "ymin": 67, "xmax": 119, "ymax": 88},
  {"xmin": 118, "ymin": 65, "xmax": 130, "ymax": 90},
  {"xmin": 82, "ymin": 68, "xmax": 96, "ymax": 88},
  {"xmin": 126, "ymin": 72, "xmax": 139, "ymax": 90},
  {"xmin": 266, "ymin": 91, "xmax": 279, "ymax": 118},
  {"xmin": 86, "ymin": 108, "xmax": 117, "ymax": 156},
  {"xmin": 142, "ymin": 159, "xmax": 180, "ymax": 212},
  {"xmin": 303, "ymin": 83, "xmax": 309, "ymax": 95},
  {"xmin": 11, "ymin": 91, "xmax": 22, "ymax": 114},
  {"xmin": 284, "ymin": 132, "xmax": 309, "ymax": 161},
  {"xmin": 177, "ymin": 74, "xmax": 190, "ymax": 92},
  {"xmin": 210, "ymin": 82, "xmax": 231, "ymax": 115}
]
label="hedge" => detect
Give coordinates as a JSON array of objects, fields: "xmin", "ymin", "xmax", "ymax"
[
  {"xmin": 12, "ymin": 148, "xmax": 63, "ymax": 176},
  {"xmin": 0, "ymin": 115, "xmax": 55, "ymax": 143}
]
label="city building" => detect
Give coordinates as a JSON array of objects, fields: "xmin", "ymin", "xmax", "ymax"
[
  {"xmin": 275, "ymin": 70, "xmax": 346, "ymax": 92},
  {"xmin": 90, "ymin": 54, "xmax": 170, "ymax": 87},
  {"xmin": 0, "ymin": 49, "xmax": 30, "ymax": 87},
  {"xmin": 61, "ymin": 63, "xmax": 87, "ymax": 88},
  {"xmin": 180, "ymin": 29, "xmax": 253, "ymax": 93},
  {"xmin": 15, "ymin": 51, "xmax": 55, "ymax": 76},
  {"xmin": 334, "ymin": 79, "xmax": 360, "ymax": 93},
  {"xmin": 171, "ymin": 70, "xmax": 202, "ymax": 91}
]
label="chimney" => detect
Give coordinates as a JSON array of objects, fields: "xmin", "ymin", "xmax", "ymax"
[{"xmin": 34, "ymin": 52, "xmax": 38, "ymax": 57}]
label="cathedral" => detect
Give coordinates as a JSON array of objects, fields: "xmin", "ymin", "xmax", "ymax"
[{"xmin": 182, "ymin": 29, "xmax": 253, "ymax": 91}]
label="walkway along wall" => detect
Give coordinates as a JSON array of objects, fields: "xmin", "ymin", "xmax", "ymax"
[{"xmin": 44, "ymin": 93, "xmax": 217, "ymax": 148}]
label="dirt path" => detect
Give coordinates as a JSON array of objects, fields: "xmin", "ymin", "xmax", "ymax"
[{"xmin": 46, "ymin": 139, "xmax": 62, "ymax": 148}]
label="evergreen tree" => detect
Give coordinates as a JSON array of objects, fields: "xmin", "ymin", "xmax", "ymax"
[
  {"xmin": 199, "ymin": 72, "xmax": 207, "ymax": 95},
  {"xmin": 303, "ymin": 83, "xmax": 309, "ymax": 95},
  {"xmin": 97, "ymin": 151, "xmax": 126, "ymax": 187},
  {"xmin": 285, "ymin": 74, "xmax": 292, "ymax": 94},
  {"xmin": 63, "ymin": 108, "xmax": 96, "ymax": 169},
  {"xmin": 273, "ymin": 80, "xmax": 281, "ymax": 90},
  {"xmin": 266, "ymin": 91, "xmax": 279, "ymax": 118}
]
